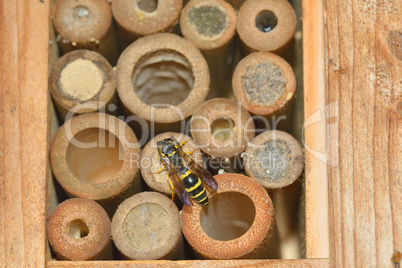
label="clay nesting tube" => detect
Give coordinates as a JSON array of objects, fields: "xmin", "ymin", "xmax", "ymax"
[
  {"xmin": 49, "ymin": 50, "xmax": 116, "ymax": 122},
  {"xmin": 116, "ymin": 33, "xmax": 210, "ymax": 141},
  {"xmin": 47, "ymin": 198, "xmax": 113, "ymax": 260},
  {"xmin": 140, "ymin": 132, "xmax": 203, "ymax": 204},
  {"xmin": 243, "ymin": 130, "xmax": 304, "ymax": 252},
  {"xmin": 111, "ymin": 0, "xmax": 183, "ymax": 48},
  {"xmin": 181, "ymin": 173, "xmax": 280, "ymax": 259},
  {"xmin": 190, "ymin": 98, "xmax": 254, "ymax": 173},
  {"xmin": 52, "ymin": 0, "xmax": 119, "ymax": 65},
  {"xmin": 112, "ymin": 192, "xmax": 183, "ymax": 260},
  {"xmin": 49, "ymin": 113, "xmax": 142, "ymax": 217},
  {"xmin": 236, "ymin": 0, "xmax": 296, "ymax": 55},
  {"xmin": 180, "ymin": 0, "xmax": 236, "ymax": 98},
  {"xmin": 232, "ymin": 52, "xmax": 296, "ymax": 131}
]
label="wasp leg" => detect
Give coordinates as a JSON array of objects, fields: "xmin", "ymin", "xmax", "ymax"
[
  {"xmin": 148, "ymin": 166, "xmax": 167, "ymax": 175},
  {"xmin": 184, "ymin": 148, "xmax": 198, "ymax": 156},
  {"xmin": 179, "ymin": 140, "xmax": 188, "ymax": 147},
  {"xmin": 167, "ymin": 176, "xmax": 175, "ymax": 207}
]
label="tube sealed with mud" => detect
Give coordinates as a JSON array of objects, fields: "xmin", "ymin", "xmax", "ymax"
[
  {"xmin": 49, "ymin": 113, "xmax": 142, "ymax": 217},
  {"xmin": 180, "ymin": 0, "xmax": 237, "ymax": 98},
  {"xmin": 47, "ymin": 198, "xmax": 113, "ymax": 260},
  {"xmin": 116, "ymin": 33, "xmax": 210, "ymax": 143},
  {"xmin": 181, "ymin": 173, "xmax": 280, "ymax": 259},
  {"xmin": 244, "ymin": 130, "xmax": 304, "ymax": 258},
  {"xmin": 236, "ymin": 0, "xmax": 296, "ymax": 56},
  {"xmin": 232, "ymin": 52, "xmax": 296, "ymax": 131},
  {"xmin": 112, "ymin": 0, "xmax": 183, "ymax": 48},
  {"xmin": 52, "ymin": 0, "xmax": 118, "ymax": 64},
  {"xmin": 112, "ymin": 192, "xmax": 184, "ymax": 260},
  {"xmin": 49, "ymin": 50, "xmax": 116, "ymax": 122}
]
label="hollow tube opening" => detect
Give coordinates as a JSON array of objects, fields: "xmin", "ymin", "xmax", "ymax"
[
  {"xmin": 132, "ymin": 50, "xmax": 195, "ymax": 106},
  {"xmin": 69, "ymin": 219, "xmax": 89, "ymax": 239},
  {"xmin": 200, "ymin": 192, "xmax": 256, "ymax": 241},
  {"xmin": 136, "ymin": 0, "xmax": 158, "ymax": 13},
  {"xmin": 255, "ymin": 10, "xmax": 278, "ymax": 33},
  {"xmin": 66, "ymin": 128, "xmax": 124, "ymax": 184},
  {"xmin": 211, "ymin": 117, "xmax": 235, "ymax": 141}
]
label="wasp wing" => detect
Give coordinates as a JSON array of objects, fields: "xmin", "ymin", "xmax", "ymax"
[
  {"xmin": 165, "ymin": 162, "xmax": 193, "ymax": 207},
  {"xmin": 179, "ymin": 150, "xmax": 218, "ymax": 192}
]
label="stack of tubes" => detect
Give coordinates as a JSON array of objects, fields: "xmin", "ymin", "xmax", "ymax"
[{"xmin": 47, "ymin": 0, "xmax": 303, "ymax": 261}]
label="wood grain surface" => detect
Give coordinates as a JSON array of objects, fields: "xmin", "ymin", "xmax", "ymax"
[
  {"xmin": 325, "ymin": 0, "xmax": 401, "ymax": 267},
  {"xmin": 303, "ymin": 0, "xmax": 330, "ymax": 259},
  {"xmin": 0, "ymin": 0, "xmax": 49, "ymax": 267}
]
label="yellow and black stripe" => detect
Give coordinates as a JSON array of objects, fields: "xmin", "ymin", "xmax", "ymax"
[{"xmin": 182, "ymin": 169, "xmax": 209, "ymax": 206}]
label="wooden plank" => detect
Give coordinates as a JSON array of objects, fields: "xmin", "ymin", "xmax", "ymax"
[
  {"xmin": 0, "ymin": 0, "xmax": 49, "ymax": 266},
  {"xmin": 302, "ymin": 0, "xmax": 330, "ymax": 259},
  {"xmin": 326, "ymin": 0, "xmax": 402, "ymax": 267},
  {"xmin": 47, "ymin": 259, "xmax": 329, "ymax": 267}
]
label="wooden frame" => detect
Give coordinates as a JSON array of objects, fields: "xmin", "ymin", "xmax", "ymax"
[{"xmin": 0, "ymin": 0, "xmax": 364, "ymax": 267}]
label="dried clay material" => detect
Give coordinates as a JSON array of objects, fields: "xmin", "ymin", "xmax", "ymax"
[
  {"xmin": 244, "ymin": 130, "xmax": 304, "ymax": 189},
  {"xmin": 116, "ymin": 33, "xmax": 210, "ymax": 136},
  {"xmin": 52, "ymin": 0, "xmax": 118, "ymax": 64},
  {"xmin": 47, "ymin": 198, "xmax": 112, "ymax": 260},
  {"xmin": 140, "ymin": 132, "xmax": 203, "ymax": 201},
  {"xmin": 112, "ymin": 0, "xmax": 182, "ymax": 47},
  {"xmin": 181, "ymin": 173, "xmax": 280, "ymax": 259},
  {"xmin": 190, "ymin": 98, "xmax": 255, "ymax": 159},
  {"xmin": 233, "ymin": 52, "xmax": 296, "ymax": 127},
  {"xmin": 244, "ymin": 130, "xmax": 304, "ymax": 255},
  {"xmin": 180, "ymin": 0, "xmax": 237, "ymax": 98},
  {"xmin": 49, "ymin": 113, "xmax": 142, "ymax": 216},
  {"xmin": 49, "ymin": 50, "xmax": 115, "ymax": 121},
  {"xmin": 112, "ymin": 192, "xmax": 183, "ymax": 260},
  {"xmin": 237, "ymin": 0, "xmax": 296, "ymax": 54}
]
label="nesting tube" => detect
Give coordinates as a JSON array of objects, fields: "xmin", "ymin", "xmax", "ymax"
[
  {"xmin": 232, "ymin": 52, "xmax": 296, "ymax": 131},
  {"xmin": 190, "ymin": 98, "xmax": 254, "ymax": 173},
  {"xmin": 47, "ymin": 198, "xmax": 112, "ymax": 260},
  {"xmin": 181, "ymin": 173, "xmax": 279, "ymax": 259},
  {"xmin": 111, "ymin": 0, "xmax": 183, "ymax": 48},
  {"xmin": 180, "ymin": 0, "xmax": 236, "ymax": 98},
  {"xmin": 244, "ymin": 130, "xmax": 304, "ymax": 257},
  {"xmin": 236, "ymin": 0, "xmax": 296, "ymax": 55},
  {"xmin": 116, "ymin": 33, "xmax": 210, "ymax": 142},
  {"xmin": 112, "ymin": 192, "xmax": 184, "ymax": 260},
  {"xmin": 49, "ymin": 50, "xmax": 116, "ymax": 122},
  {"xmin": 49, "ymin": 113, "xmax": 142, "ymax": 216},
  {"xmin": 140, "ymin": 132, "xmax": 203, "ymax": 205},
  {"xmin": 52, "ymin": 0, "xmax": 118, "ymax": 64}
]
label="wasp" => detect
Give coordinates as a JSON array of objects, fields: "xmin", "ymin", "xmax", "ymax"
[{"xmin": 155, "ymin": 137, "xmax": 218, "ymax": 206}]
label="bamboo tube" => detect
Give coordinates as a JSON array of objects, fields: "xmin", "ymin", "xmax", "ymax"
[
  {"xmin": 232, "ymin": 52, "xmax": 296, "ymax": 132},
  {"xmin": 140, "ymin": 132, "xmax": 203, "ymax": 204},
  {"xmin": 52, "ymin": 0, "xmax": 119, "ymax": 65},
  {"xmin": 111, "ymin": 192, "xmax": 184, "ymax": 260},
  {"xmin": 180, "ymin": 0, "xmax": 236, "ymax": 98},
  {"xmin": 49, "ymin": 50, "xmax": 116, "ymax": 122},
  {"xmin": 181, "ymin": 173, "xmax": 280, "ymax": 259},
  {"xmin": 236, "ymin": 0, "xmax": 296, "ymax": 56},
  {"xmin": 116, "ymin": 33, "xmax": 210, "ymax": 141},
  {"xmin": 49, "ymin": 113, "xmax": 142, "ymax": 217},
  {"xmin": 243, "ymin": 130, "xmax": 304, "ymax": 256},
  {"xmin": 111, "ymin": 0, "xmax": 183, "ymax": 48},
  {"xmin": 190, "ymin": 98, "xmax": 254, "ymax": 173},
  {"xmin": 47, "ymin": 198, "xmax": 113, "ymax": 260}
]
